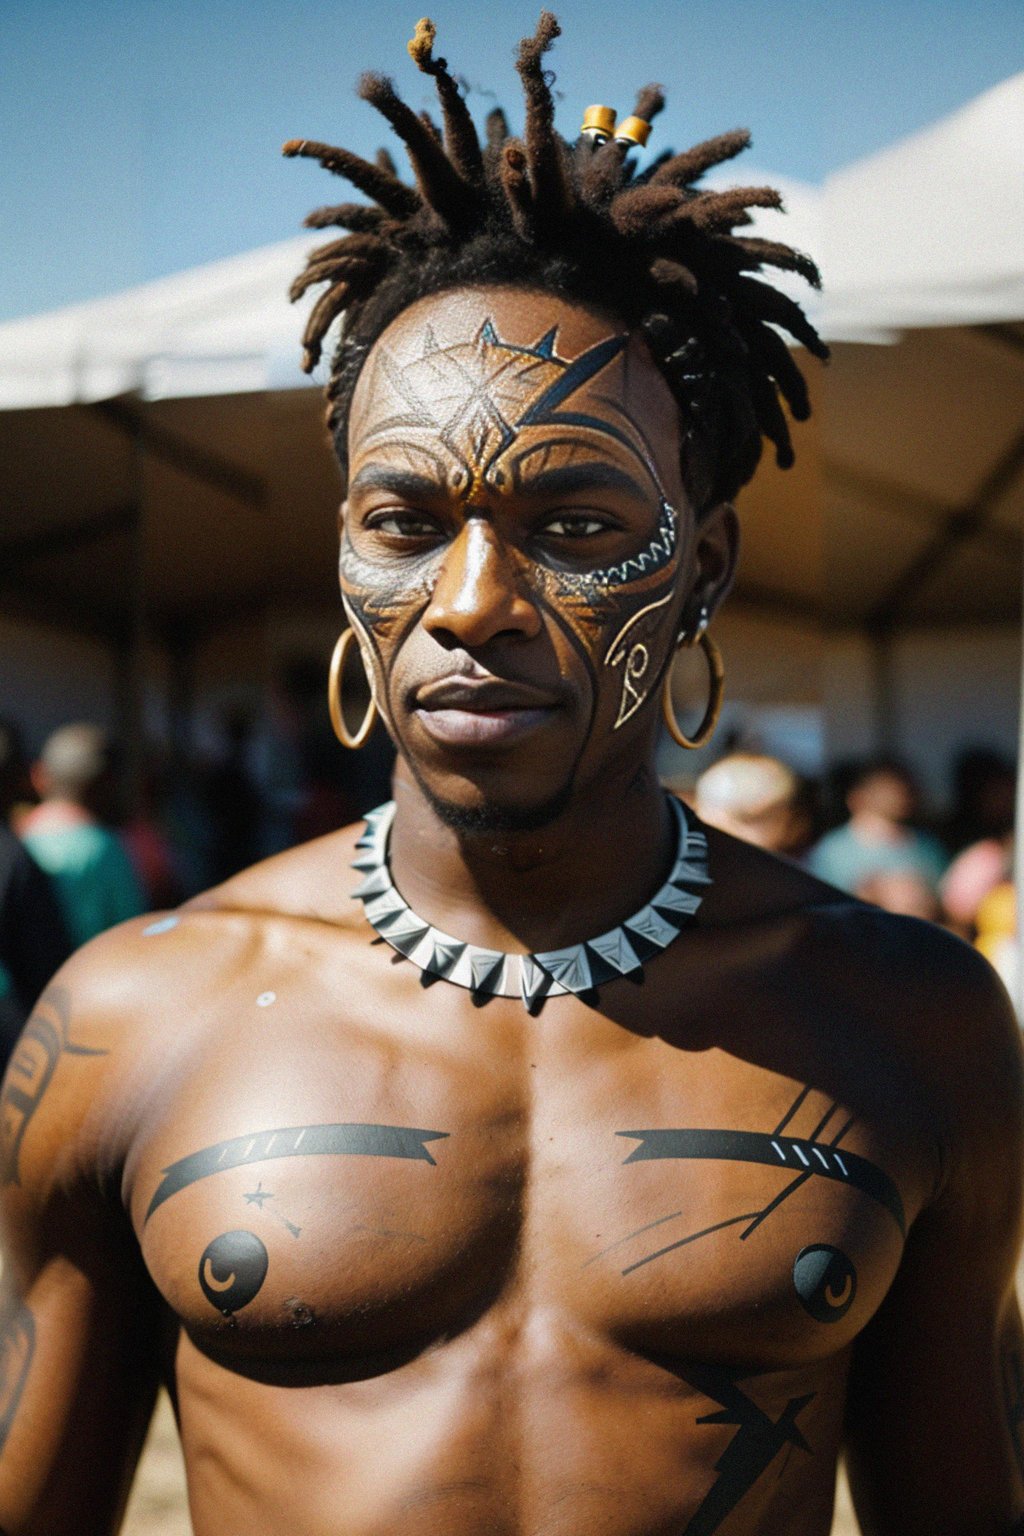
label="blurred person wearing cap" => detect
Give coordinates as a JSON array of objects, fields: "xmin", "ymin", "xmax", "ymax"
[
  {"xmin": 19, "ymin": 724, "xmax": 145, "ymax": 947},
  {"xmin": 694, "ymin": 752, "xmax": 814, "ymax": 858}
]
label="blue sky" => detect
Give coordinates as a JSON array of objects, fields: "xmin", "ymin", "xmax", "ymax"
[{"xmin": 2, "ymin": 0, "xmax": 1020, "ymax": 321}]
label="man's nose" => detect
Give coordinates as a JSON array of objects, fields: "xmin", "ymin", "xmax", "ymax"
[{"xmin": 422, "ymin": 519, "xmax": 542, "ymax": 649}]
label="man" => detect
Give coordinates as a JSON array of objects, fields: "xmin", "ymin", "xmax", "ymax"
[
  {"xmin": 19, "ymin": 723, "xmax": 145, "ymax": 947},
  {"xmin": 1, "ymin": 17, "xmax": 1021, "ymax": 1535}
]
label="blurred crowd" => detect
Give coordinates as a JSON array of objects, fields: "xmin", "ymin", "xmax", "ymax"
[
  {"xmin": 0, "ymin": 670, "xmax": 395, "ymax": 1058},
  {"xmin": 687, "ymin": 745, "xmax": 1018, "ymax": 996},
  {"xmin": 0, "ymin": 684, "xmax": 1018, "ymax": 1062}
]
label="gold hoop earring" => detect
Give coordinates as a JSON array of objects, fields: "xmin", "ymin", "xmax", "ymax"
[
  {"xmin": 328, "ymin": 629, "xmax": 378, "ymax": 749},
  {"xmin": 662, "ymin": 624, "xmax": 725, "ymax": 750}
]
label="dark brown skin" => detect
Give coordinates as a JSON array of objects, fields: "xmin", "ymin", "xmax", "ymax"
[{"xmin": 1, "ymin": 288, "xmax": 1022, "ymax": 1536}]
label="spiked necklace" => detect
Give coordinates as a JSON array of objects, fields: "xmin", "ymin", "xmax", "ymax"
[{"xmin": 350, "ymin": 797, "xmax": 711, "ymax": 1014}]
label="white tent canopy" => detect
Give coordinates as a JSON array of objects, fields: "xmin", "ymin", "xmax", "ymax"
[
  {"xmin": 823, "ymin": 72, "xmax": 1024, "ymax": 333},
  {"xmin": 0, "ymin": 236, "xmax": 316, "ymax": 408},
  {"xmin": 0, "ymin": 180, "xmax": 829, "ymax": 411},
  {"xmin": 1, "ymin": 70, "xmax": 1021, "ymax": 411},
  {"xmin": 0, "ymin": 77, "xmax": 1020, "ymax": 646}
]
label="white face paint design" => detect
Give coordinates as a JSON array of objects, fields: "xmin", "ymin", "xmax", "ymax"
[{"xmin": 343, "ymin": 308, "xmax": 691, "ymax": 747}]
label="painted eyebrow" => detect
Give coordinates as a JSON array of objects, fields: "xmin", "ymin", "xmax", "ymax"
[
  {"xmin": 349, "ymin": 466, "xmax": 444, "ymax": 500},
  {"xmin": 517, "ymin": 462, "xmax": 651, "ymax": 504}
]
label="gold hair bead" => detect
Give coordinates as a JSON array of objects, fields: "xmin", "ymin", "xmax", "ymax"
[
  {"xmin": 580, "ymin": 104, "xmax": 617, "ymax": 143},
  {"xmin": 614, "ymin": 114, "xmax": 652, "ymax": 148}
]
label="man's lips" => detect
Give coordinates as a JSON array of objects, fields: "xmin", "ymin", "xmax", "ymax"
[
  {"xmin": 412, "ymin": 676, "xmax": 563, "ymax": 747},
  {"xmin": 415, "ymin": 677, "xmax": 560, "ymax": 711}
]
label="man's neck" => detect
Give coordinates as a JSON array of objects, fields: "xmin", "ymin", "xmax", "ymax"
[{"xmin": 386, "ymin": 760, "xmax": 677, "ymax": 956}]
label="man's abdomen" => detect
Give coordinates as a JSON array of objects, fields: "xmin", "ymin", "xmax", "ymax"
[{"xmin": 172, "ymin": 1305, "xmax": 847, "ymax": 1536}]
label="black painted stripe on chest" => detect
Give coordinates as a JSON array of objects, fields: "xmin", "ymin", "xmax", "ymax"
[
  {"xmin": 144, "ymin": 1123, "xmax": 448, "ymax": 1223},
  {"xmin": 618, "ymin": 1129, "xmax": 906, "ymax": 1236}
]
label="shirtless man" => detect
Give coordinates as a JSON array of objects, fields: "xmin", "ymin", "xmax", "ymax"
[{"xmin": 1, "ymin": 17, "xmax": 1022, "ymax": 1536}]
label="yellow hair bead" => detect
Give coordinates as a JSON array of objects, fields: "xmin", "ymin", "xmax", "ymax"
[
  {"xmin": 580, "ymin": 104, "xmax": 617, "ymax": 141},
  {"xmin": 614, "ymin": 115, "xmax": 652, "ymax": 147}
]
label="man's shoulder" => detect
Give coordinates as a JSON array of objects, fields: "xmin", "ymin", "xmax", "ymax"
[
  {"xmin": 186, "ymin": 819, "xmax": 368, "ymax": 929},
  {"xmin": 40, "ymin": 822, "xmax": 370, "ymax": 1025},
  {"xmin": 779, "ymin": 884, "xmax": 1021, "ymax": 1179},
  {"xmin": 0, "ymin": 823, "xmax": 371, "ymax": 1200},
  {"xmin": 704, "ymin": 824, "xmax": 1017, "ymax": 1075},
  {"xmin": 700, "ymin": 822, "xmax": 848, "ymax": 927}
]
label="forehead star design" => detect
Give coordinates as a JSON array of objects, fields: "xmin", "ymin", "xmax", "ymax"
[{"xmin": 355, "ymin": 318, "xmax": 658, "ymax": 496}]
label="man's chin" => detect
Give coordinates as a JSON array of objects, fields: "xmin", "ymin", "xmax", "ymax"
[{"xmin": 412, "ymin": 770, "xmax": 575, "ymax": 836}]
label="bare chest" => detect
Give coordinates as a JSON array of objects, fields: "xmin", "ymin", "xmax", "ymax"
[{"xmin": 129, "ymin": 989, "xmax": 921, "ymax": 1373}]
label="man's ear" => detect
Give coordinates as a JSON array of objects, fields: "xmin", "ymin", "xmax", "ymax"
[{"xmin": 692, "ymin": 501, "xmax": 740, "ymax": 620}]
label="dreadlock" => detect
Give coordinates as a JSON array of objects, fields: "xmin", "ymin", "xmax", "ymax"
[{"xmin": 284, "ymin": 12, "xmax": 827, "ymax": 512}]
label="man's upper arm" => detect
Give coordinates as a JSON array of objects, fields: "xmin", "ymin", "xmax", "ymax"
[
  {"xmin": 845, "ymin": 940, "xmax": 1024, "ymax": 1536},
  {"xmin": 0, "ymin": 964, "xmax": 160, "ymax": 1535}
]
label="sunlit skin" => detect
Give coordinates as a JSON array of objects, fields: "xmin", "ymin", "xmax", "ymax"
[{"xmin": 0, "ymin": 286, "xmax": 1022, "ymax": 1536}]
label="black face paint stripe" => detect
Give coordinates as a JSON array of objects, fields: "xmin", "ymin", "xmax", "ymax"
[
  {"xmin": 516, "ymin": 334, "xmax": 627, "ymax": 423},
  {"xmin": 618, "ymin": 1128, "xmax": 906, "ymax": 1236},
  {"xmin": 145, "ymin": 1123, "xmax": 448, "ymax": 1224},
  {"xmin": 532, "ymin": 589, "xmax": 601, "ymax": 741}
]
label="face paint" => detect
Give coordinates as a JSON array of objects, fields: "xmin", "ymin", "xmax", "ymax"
[{"xmin": 343, "ymin": 288, "xmax": 694, "ymax": 817}]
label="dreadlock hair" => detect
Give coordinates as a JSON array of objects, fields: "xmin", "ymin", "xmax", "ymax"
[{"xmin": 284, "ymin": 12, "xmax": 827, "ymax": 513}]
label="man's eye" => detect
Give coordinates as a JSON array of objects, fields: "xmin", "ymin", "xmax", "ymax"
[
  {"xmin": 367, "ymin": 510, "xmax": 441, "ymax": 537},
  {"xmin": 542, "ymin": 514, "xmax": 610, "ymax": 538}
]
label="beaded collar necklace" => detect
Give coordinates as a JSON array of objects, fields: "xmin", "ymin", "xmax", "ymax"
[{"xmin": 350, "ymin": 796, "xmax": 711, "ymax": 1014}]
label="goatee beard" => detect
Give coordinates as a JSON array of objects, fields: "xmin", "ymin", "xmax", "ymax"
[{"xmin": 415, "ymin": 774, "xmax": 575, "ymax": 836}]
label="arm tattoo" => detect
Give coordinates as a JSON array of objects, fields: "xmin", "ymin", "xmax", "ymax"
[
  {"xmin": 1, "ymin": 986, "xmax": 106, "ymax": 1186},
  {"xmin": 145, "ymin": 1122, "xmax": 448, "ymax": 1223},
  {"xmin": 0, "ymin": 1300, "xmax": 34, "ymax": 1456}
]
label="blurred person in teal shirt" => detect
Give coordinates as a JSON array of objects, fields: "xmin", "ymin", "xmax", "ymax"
[
  {"xmin": 809, "ymin": 758, "xmax": 947, "ymax": 899},
  {"xmin": 20, "ymin": 724, "xmax": 145, "ymax": 947}
]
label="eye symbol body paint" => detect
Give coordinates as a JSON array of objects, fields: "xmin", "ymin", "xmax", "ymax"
[
  {"xmin": 792, "ymin": 1244, "xmax": 857, "ymax": 1324},
  {"xmin": 604, "ymin": 589, "xmax": 676, "ymax": 729},
  {"xmin": 198, "ymin": 1230, "xmax": 269, "ymax": 1314}
]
